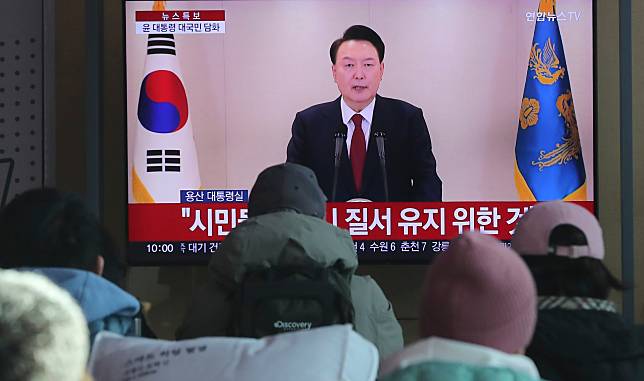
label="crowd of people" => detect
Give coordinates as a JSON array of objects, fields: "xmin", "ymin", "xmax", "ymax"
[{"xmin": 1, "ymin": 162, "xmax": 643, "ymax": 380}]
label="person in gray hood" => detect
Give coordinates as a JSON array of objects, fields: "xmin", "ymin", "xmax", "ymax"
[{"xmin": 177, "ymin": 162, "xmax": 403, "ymax": 357}]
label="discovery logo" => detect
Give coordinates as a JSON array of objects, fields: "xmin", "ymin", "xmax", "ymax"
[{"xmin": 273, "ymin": 320, "xmax": 313, "ymax": 331}]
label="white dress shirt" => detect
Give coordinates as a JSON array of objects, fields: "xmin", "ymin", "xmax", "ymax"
[{"xmin": 340, "ymin": 97, "xmax": 376, "ymax": 153}]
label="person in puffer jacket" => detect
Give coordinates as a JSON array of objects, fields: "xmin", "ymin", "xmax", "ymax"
[
  {"xmin": 177, "ymin": 162, "xmax": 403, "ymax": 358},
  {"xmin": 0, "ymin": 188, "xmax": 152, "ymax": 344},
  {"xmin": 379, "ymin": 232, "xmax": 544, "ymax": 381},
  {"xmin": 512, "ymin": 201, "xmax": 644, "ymax": 381}
]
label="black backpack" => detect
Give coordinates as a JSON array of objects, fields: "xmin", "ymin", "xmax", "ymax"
[{"xmin": 232, "ymin": 263, "xmax": 355, "ymax": 338}]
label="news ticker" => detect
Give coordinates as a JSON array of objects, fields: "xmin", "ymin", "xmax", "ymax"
[{"xmin": 127, "ymin": 240, "xmax": 452, "ymax": 265}]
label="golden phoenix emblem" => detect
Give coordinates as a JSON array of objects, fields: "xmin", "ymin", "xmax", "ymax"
[
  {"xmin": 532, "ymin": 90, "xmax": 582, "ymax": 170},
  {"xmin": 529, "ymin": 38, "xmax": 566, "ymax": 85},
  {"xmin": 520, "ymin": 98, "xmax": 540, "ymax": 129}
]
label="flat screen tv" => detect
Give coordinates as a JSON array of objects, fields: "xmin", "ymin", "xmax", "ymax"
[{"xmin": 124, "ymin": 0, "xmax": 595, "ymax": 264}]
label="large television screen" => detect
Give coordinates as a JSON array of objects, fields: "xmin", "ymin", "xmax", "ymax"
[{"xmin": 125, "ymin": 0, "xmax": 595, "ymax": 264}]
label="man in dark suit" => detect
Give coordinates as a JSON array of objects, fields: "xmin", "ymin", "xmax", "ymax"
[{"xmin": 287, "ymin": 25, "xmax": 442, "ymax": 202}]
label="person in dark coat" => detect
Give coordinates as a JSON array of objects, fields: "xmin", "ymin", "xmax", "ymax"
[
  {"xmin": 512, "ymin": 201, "xmax": 644, "ymax": 381},
  {"xmin": 286, "ymin": 25, "xmax": 442, "ymax": 202}
]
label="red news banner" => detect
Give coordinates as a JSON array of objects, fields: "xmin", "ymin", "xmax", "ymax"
[{"xmin": 129, "ymin": 201, "xmax": 594, "ymax": 242}]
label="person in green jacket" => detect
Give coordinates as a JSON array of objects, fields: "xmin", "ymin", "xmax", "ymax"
[
  {"xmin": 379, "ymin": 232, "xmax": 544, "ymax": 381},
  {"xmin": 177, "ymin": 162, "xmax": 403, "ymax": 358}
]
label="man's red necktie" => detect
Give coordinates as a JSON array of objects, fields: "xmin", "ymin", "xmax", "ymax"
[{"xmin": 350, "ymin": 114, "xmax": 366, "ymax": 193}]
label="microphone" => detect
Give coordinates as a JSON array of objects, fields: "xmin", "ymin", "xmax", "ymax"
[
  {"xmin": 374, "ymin": 131, "xmax": 389, "ymax": 201},
  {"xmin": 332, "ymin": 124, "xmax": 347, "ymax": 201}
]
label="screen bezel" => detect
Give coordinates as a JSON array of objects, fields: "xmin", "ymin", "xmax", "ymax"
[{"xmin": 121, "ymin": 0, "xmax": 599, "ymax": 266}]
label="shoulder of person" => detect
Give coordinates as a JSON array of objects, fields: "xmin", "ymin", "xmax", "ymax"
[
  {"xmin": 211, "ymin": 211, "xmax": 357, "ymax": 267},
  {"xmin": 376, "ymin": 95, "xmax": 422, "ymax": 114},
  {"xmin": 351, "ymin": 275, "xmax": 395, "ymax": 316},
  {"xmin": 297, "ymin": 98, "xmax": 340, "ymax": 118}
]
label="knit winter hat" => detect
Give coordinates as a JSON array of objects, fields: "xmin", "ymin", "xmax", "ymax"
[
  {"xmin": 420, "ymin": 231, "xmax": 537, "ymax": 353},
  {"xmin": 248, "ymin": 163, "xmax": 327, "ymax": 219},
  {"xmin": 0, "ymin": 270, "xmax": 89, "ymax": 381},
  {"xmin": 512, "ymin": 201, "xmax": 603, "ymax": 260}
]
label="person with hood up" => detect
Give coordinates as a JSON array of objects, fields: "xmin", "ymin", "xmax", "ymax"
[
  {"xmin": 379, "ymin": 231, "xmax": 543, "ymax": 381},
  {"xmin": 512, "ymin": 201, "xmax": 644, "ymax": 381},
  {"xmin": 177, "ymin": 162, "xmax": 403, "ymax": 358},
  {"xmin": 0, "ymin": 188, "xmax": 150, "ymax": 344}
]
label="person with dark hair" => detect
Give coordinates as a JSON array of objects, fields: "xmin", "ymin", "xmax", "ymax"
[
  {"xmin": 177, "ymin": 162, "xmax": 404, "ymax": 357},
  {"xmin": 379, "ymin": 232, "xmax": 543, "ymax": 381},
  {"xmin": 0, "ymin": 188, "xmax": 124, "ymax": 277},
  {"xmin": 287, "ymin": 25, "xmax": 442, "ymax": 202},
  {"xmin": 0, "ymin": 188, "xmax": 152, "ymax": 344},
  {"xmin": 512, "ymin": 201, "xmax": 644, "ymax": 381}
]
